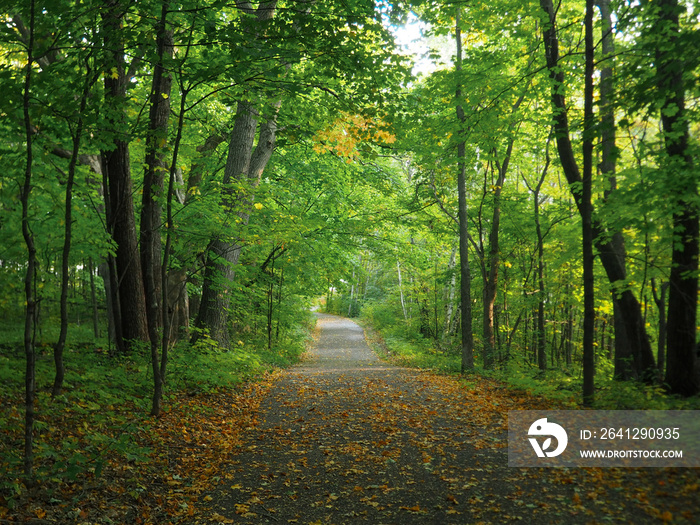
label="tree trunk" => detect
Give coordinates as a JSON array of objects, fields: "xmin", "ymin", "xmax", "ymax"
[
  {"xmin": 53, "ymin": 115, "xmax": 78, "ymax": 397},
  {"xmin": 348, "ymin": 266, "xmax": 356, "ymax": 317},
  {"xmin": 276, "ymin": 266, "xmax": 284, "ymax": 342},
  {"xmin": 48, "ymin": 153, "xmax": 111, "ymax": 344},
  {"xmin": 140, "ymin": 1, "xmax": 174, "ymax": 417},
  {"xmin": 169, "ymin": 135, "xmax": 227, "ymax": 341},
  {"xmin": 193, "ymin": 1, "xmax": 280, "ymax": 347},
  {"xmin": 53, "ymin": 49, "xmax": 96, "ymax": 396},
  {"xmin": 481, "ymin": 175, "xmax": 502, "ymax": 369},
  {"xmin": 267, "ymin": 259, "xmax": 274, "ymax": 350},
  {"xmin": 20, "ymin": 0, "xmax": 37, "ymax": 481},
  {"xmin": 455, "ymin": 10, "xmax": 474, "ymax": 372},
  {"xmin": 565, "ymin": 288, "xmax": 573, "ymax": 365},
  {"xmin": 194, "ymin": 96, "xmax": 280, "ymax": 342},
  {"xmin": 652, "ymin": 279, "xmax": 669, "ymax": 378},
  {"xmin": 89, "ymin": 258, "xmax": 100, "ymax": 338},
  {"xmin": 539, "ymin": 0, "xmax": 656, "ymax": 381},
  {"xmin": 479, "ymin": 83, "xmax": 527, "ymax": 368},
  {"xmin": 434, "ymin": 256, "xmax": 439, "ymax": 340},
  {"xmin": 101, "ymin": 0, "xmax": 149, "ymax": 347},
  {"xmin": 397, "ymin": 259, "xmax": 408, "ymax": 320},
  {"xmin": 523, "ymin": 139, "xmax": 550, "ymax": 371},
  {"xmin": 194, "ymin": 100, "xmax": 257, "ymax": 347},
  {"xmin": 597, "ymin": 0, "xmax": 635, "ymax": 381},
  {"xmin": 653, "ymin": 0, "xmax": 699, "ymax": 396},
  {"xmin": 582, "ymin": 0, "xmax": 596, "ymax": 406},
  {"xmin": 141, "ymin": 15, "xmax": 173, "ymax": 339}
]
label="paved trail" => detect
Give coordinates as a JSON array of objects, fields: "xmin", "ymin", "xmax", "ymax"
[{"xmin": 208, "ymin": 314, "xmax": 686, "ymax": 524}]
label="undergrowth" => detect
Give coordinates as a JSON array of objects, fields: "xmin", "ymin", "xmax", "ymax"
[
  {"xmin": 0, "ymin": 315, "xmax": 313, "ymax": 512},
  {"xmin": 358, "ymin": 317, "xmax": 700, "ymax": 411}
]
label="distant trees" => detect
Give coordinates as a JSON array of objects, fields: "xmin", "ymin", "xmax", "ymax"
[{"xmin": 329, "ymin": 0, "xmax": 699, "ymax": 401}]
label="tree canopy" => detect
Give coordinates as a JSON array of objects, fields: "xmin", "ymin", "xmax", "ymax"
[{"xmin": 1, "ymin": 0, "xmax": 699, "ymax": 506}]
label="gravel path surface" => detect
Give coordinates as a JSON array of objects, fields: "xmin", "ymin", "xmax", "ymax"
[
  {"xmin": 207, "ymin": 314, "xmax": 687, "ymax": 524},
  {"xmin": 292, "ymin": 314, "xmax": 394, "ymax": 374}
]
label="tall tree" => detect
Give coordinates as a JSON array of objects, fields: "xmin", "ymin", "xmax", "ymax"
[
  {"xmin": 538, "ymin": 0, "xmax": 656, "ymax": 381},
  {"xmin": 193, "ymin": 1, "xmax": 284, "ymax": 348},
  {"xmin": 19, "ymin": 0, "xmax": 38, "ymax": 481},
  {"xmin": 477, "ymin": 90, "xmax": 528, "ymax": 369},
  {"xmin": 101, "ymin": 0, "xmax": 149, "ymax": 348},
  {"xmin": 53, "ymin": 49, "xmax": 97, "ymax": 396},
  {"xmin": 454, "ymin": 9, "xmax": 474, "ymax": 372},
  {"xmin": 193, "ymin": 0, "xmax": 405, "ymax": 347},
  {"xmin": 521, "ymin": 136, "xmax": 551, "ymax": 371},
  {"xmin": 597, "ymin": 0, "xmax": 634, "ymax": 381},
  {"xmin": 650, "ymin": 0, "xmax": 699, "ymax": 396},
  {"xmin": 478, "ymin": 158, "xmax": 506, "ymax": 369},
  {"xmin": 194, "ymin": 97, "xmax": 280, "ymax": 347},
  {"xmin": 140, "ymin": 0, "xmax": 174, "ymax": 416},
  {"xmin": 582, "ymin": 0, "xmax": 596, "ymax": 405}
]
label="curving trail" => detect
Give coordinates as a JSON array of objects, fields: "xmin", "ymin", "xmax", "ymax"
[{"xmin": 208, "ymin": 314, "xmax": 694, "ymax": 524}]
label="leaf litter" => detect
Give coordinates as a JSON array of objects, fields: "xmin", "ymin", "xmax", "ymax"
[
  {"xmin": 201, "ymin": 315, "xmax": 700, "ymax": 524},
  {"xmin": 2, "ymin": 315, "xmax": 698, "ymax": 524}
]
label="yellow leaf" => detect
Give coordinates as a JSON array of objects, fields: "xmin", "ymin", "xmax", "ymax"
[
  {"xmin": 161, "ymin": 93, "xmax": 169, "ymax": 99},
  {"xmin": 110, "ymin": 67, "xmax": 119, "ymax": 79},
  {"xmin": 254, "ymin": 203, "xmax": 263, "ymax": 210}
]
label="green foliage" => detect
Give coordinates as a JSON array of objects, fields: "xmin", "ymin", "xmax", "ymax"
[
  {"xmin": 360, "ymin": 309, "xmax": 462, "ymax": 374},
  {"xmin": 1, "ymin": 345, "xmax": 147, "ymax": 497},
  {"xmin": 363, "ymin": 314, "xmax": 700, "ymax": 410},
  {"xmin": 2, "ymin": 0, "xmax": 700, "ymax": 508},
  {"xmin": 0, "ymin": 313, "xmax": 312, "ymax": 500}
]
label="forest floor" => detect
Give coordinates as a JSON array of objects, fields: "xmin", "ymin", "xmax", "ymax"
[
  {"xmin": 2, "ymin": 314, "xmax": 699, "ymax": 524},
  {"xmin": 202, "ymin": 314, "xmax": 699, "ymax": 524}
]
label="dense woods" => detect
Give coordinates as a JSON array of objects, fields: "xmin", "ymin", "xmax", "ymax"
[{"xmin": 1, "ymin": 0, "xmax": 699, "ymax": 516}]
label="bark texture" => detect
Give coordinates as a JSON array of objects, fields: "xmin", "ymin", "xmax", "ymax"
[
  {"xmin": 194, "ymin": 101, "xmax": 279, "ymax": 347},
  {"xmin": 141, "ymin": 17, "xmax": 174, "ymax": 348},
  {"xmin": 101, "ymin": 0, "xmax": 149, "ymax": 346},
  {"xmin": 455, "ymin": 10, "xmax": 474, "ymax": 372},
  {"xmin": 193, "ymin": 1, "xmax": 280, "ymax": 348},
  {"xmin": 597, "ymin": 0, "xmax": 636, "ymax": 381}
]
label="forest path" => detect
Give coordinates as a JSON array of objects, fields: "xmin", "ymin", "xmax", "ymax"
[{"xmin": 207, "ymin": 314, "xmax": 689, "ymax": 524}]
